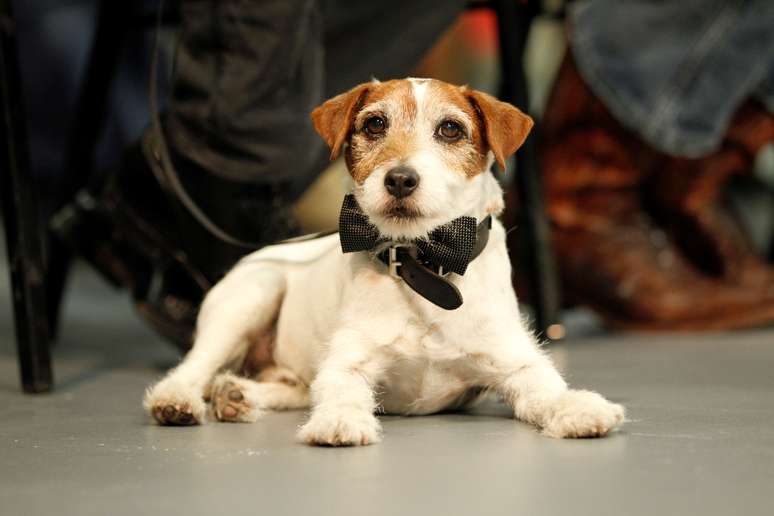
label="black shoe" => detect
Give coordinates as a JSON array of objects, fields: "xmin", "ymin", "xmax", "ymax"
[{"xmin": 52, "ymin": 128, "xmax": 300, "ymax": 350}]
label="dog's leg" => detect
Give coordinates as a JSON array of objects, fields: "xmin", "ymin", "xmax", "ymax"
[
  {"xmin": 144, "ymin": 266, "xmax": 286, "ymax": 425},
  {"xmin": 480, "ymin": 327, "xmax": 625, "ymax": 438},
  {"xmin": 209, "ymin": 368, "xmax": 310, "ymax": 423},
  {"xmin": 297, "ymin": 330, "xmax": 385, "ymax": 446}
]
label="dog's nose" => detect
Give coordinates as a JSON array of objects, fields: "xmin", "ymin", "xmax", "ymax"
[{"xmin": 384, "ymin": 166, "xmax": 420, "ymax": 198}]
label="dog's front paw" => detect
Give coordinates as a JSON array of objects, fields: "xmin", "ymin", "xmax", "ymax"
[
  {"xmin": 143, "ymin": 378, "xmax": 207, "ymax": 426},
  {"xmin": 542, "ymin": 390, "xmax": 625, "ymax": 438},
  {"xmin": 297, "ymin": 408, "xmax": 382, "ymax": 446}
]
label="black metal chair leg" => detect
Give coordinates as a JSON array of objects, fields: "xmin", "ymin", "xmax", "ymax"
[
  {"xmin": 770, "ymin": 190, "xmax": 774, "ymax": 262},
  {"xmin": 513, "ymin": 125, "xmax": 563, "ymax": 339},
  {"xmin": 1, "ymin": 0, "xmax": 53, "ymax": 393},
  {"xmin": 494, "ymin": 0, "xmax": 563, "ymax": 339}
]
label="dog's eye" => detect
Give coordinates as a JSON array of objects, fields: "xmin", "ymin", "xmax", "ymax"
[
  {"xmin": 437, "ymin": 120, "xmax": 463, "ymax": 141},
  {"xmin": 364, "ymin": 116, "xmax": 386, "ymax": 136}
]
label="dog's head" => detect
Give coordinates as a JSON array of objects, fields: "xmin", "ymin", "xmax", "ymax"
[{"xmin": 312, "ymin": 78, "xmax": 533, "ymax": 239}]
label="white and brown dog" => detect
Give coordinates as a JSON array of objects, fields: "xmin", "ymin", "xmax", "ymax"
[{"xmin": 144, "ymin": 78, "xmax": 625, "ymax": 445}]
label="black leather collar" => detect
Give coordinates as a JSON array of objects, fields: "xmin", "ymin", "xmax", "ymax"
[{"xmin": 376, "ymin": 215, "xmax": 492, "ymax": 310}]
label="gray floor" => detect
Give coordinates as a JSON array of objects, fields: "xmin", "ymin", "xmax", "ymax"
[{"xmin": 1, "ymin": 265, "xmax": 774, "ymax": 516}]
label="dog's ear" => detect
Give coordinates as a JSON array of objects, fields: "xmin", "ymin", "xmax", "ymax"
[
  {"xmin": 465, "ymin": 89, "xmax": 533, "ymax": 172},
  {"xmin": 311, "ymin": 83, "xmax": 370, "ymax": 160}
]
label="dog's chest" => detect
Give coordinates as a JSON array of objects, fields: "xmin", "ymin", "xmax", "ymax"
[{"xmin": 377, "ymin": 318, "xmax": 481, "ymax": 415}]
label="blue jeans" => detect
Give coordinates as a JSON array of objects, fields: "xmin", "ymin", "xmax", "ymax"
[{"xmin": 569, "ymin": 0, "xmax": 774, "ymax": 158}]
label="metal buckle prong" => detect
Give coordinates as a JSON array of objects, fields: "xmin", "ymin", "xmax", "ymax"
[{"xmin": 388, "ymin": 245, "xmax": 402, "ymax": 278}]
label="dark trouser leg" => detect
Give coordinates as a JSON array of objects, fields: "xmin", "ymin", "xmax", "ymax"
[
  {"xmin": 166, "ymin": 0, "xmax": 325, "ymax": 186},
  {"xmin": 166, "ymin": 0, "xmax": 466, "ymax": 195},
  {"xmin": 322, "ymin": 0, "xmax": 466, "ymax": 95}
]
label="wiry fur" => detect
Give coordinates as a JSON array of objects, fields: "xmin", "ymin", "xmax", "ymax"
[{"xmin": 144, "ymin": 78, "xmax": 624, "ymax": 445}]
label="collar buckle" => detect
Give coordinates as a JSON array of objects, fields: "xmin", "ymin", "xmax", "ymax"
[
  {"xmin": 387, "ymin": 245, "xmax": 407, "ymax": 278},
  {"xmin": 386, "ymin": 245, "xmax": 452, "ymax": 279}
]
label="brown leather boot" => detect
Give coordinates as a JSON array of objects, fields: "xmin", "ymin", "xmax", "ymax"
[
  {"xmin": 538, "ymin": 54, "xmax": 774, "ymax": 330},
  {"xmin": 647, "ymin": 101, "xmax": 774, "ymax": 289}
]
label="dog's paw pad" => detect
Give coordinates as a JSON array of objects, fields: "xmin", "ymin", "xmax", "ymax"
[
  {"xmin": 211, "ymin": 376, "xmax": 261, "ymax": 423},
  {"xmin": 297, "ymin": 410, "xmax": 382, "ymax": 446},
  {"xmin": 542, "ymin": 390, "xmax": 625, "ymax": 439},
  {"xmin": 151, "ymin": 402, "xmax": 200, "ymax": 426},
  {"xmin": 144, "ymin": 380, "xmax": 206, "ymax": 426}
]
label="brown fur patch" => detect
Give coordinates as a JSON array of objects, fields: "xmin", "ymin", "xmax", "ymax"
[
  {"xmin": 360, "ymin": 80, "xmax": 415, "ymax": 116},
  {"xmin": 464, "ymin": 88, "xmax": 534, "ymax": 171},
  {"xmin": 347, "ymin": 80, "xmax": 418, "ymax": 183},
  {"xmin": 426, "ymin": 81, "xmax": 491, "ymax": 178},
  {"xmin": 311, "ymin": 84, "xmax": 370, "ymax": 160}
]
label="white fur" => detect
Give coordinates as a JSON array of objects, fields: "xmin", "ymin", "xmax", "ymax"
[{"xmin": 144, "ymin": 80, "xmax": 625, "ymax": 444}]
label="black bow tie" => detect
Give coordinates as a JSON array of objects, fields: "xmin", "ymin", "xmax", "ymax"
[{"xmin": 338, "ymin": 194, "xmax": 491, "ymax": 309}]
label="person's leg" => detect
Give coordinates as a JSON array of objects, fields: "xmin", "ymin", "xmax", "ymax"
[
  {"xmin": 167, "ymin": 0, "xmax": 325, "ymax": 186},
  {"xmin": 145, "ymin": 0, "xmax": 325, "ymax": 254},
  {"xmin": 58, "ymin": 1, "xmax": 325, "ymax": 350},
  {"xmin": 539, "ymin": 1, "xmax": 774, "ymax": 330},
  {"xmin": 322, "ymin": 0, "xmax": 467, "ymax": 96}
]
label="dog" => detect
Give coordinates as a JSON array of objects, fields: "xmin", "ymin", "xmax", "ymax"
[{"xmin": 144, "ymin": 78, "xmax": 625, "ymax": 445}]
